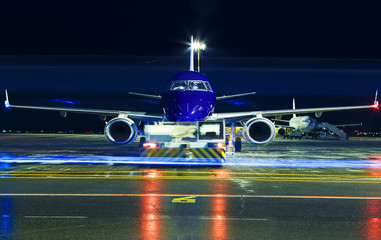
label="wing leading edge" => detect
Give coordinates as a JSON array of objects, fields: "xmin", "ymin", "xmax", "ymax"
[
  {"xmin": 4, "ymin": 89, "xmax": 163, "ymax": 122},
  {"xmin": 211, "ymin": 91, "xmax": 379, "ymax": 121}
]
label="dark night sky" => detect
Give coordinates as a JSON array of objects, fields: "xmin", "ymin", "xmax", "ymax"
[
  {"xmin": 1, "ymin": 1, "xmax": 381, "ymax": 58},
  {"xmin": 0, "ymin": 1, "xmax": 380, "ymax": 132}
]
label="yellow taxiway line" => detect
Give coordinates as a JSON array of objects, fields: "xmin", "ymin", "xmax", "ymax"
[
  {"xmin": 1, "ymin": 192, "xmax": 381, "ymax": 200},
  {"xmin": 1, "ymin": 170, "xmax": 381, "ymax": 183}
]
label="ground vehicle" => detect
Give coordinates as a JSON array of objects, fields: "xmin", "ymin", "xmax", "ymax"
[{"xmin": 141, "ymin": 120, "xmax": 226, "ymax": 159}]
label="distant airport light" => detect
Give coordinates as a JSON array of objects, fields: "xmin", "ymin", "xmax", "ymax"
[
  {"xmin": 191, "ymin": 41, "xmax": 206, "ymax": 51},
  {"xmin": 190, "ymin": 40, "xmax": 206, "ymax": 72}
]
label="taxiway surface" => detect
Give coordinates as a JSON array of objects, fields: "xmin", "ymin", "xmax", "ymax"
[{"xmin": 1, "ymin": 134, "xmax": 381, "ymax": 239}]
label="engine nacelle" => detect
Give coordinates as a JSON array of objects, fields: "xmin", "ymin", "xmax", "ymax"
[
  {"xmin": 242, "ymin": 117, "xmax": 276, "ymax": 144},
  {"xmin": 104, "ymin": 117, "xmax": 138, "ymax": 145},
  {"xmin": 276, "ymin": 127, "xmax": 286, "ymax": 137}
]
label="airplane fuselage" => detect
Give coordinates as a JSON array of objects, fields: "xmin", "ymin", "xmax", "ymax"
[
  {"xmin": 289, "ymin": 116, "xmax": 318, "ymax": 133},
  {"xmin": 162, "ymin": 71, "xmax": 216, "ymax": 121}
]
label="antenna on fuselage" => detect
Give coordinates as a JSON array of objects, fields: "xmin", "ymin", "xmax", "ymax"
[{"xmin": 190, "ymin": 35, "xmax": 194, "ymax": 71}]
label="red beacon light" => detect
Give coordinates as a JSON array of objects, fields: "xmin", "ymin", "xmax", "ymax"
[
  {"xmin": 373, "ymin": 101, "xmax": 379, "ymax": 110},
  {"xmin": 143, "ymin": 142, "xmax": 158, "ymax": 149}
]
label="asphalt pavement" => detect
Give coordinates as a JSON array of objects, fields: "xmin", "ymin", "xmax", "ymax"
[{"xmin": 1, "ymin": 134, "xmax": 381, "ymax": 239}]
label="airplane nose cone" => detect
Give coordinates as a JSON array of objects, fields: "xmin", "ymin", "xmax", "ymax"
[
  {"xmin": 174, "ymin": 102, "xmax": 206, "ymax": 121},
  {"xmin": 164, "ymin": 99, "xmax": 210, "ymax": 121},
  {"xmin": 162, "ymin": 91, "xmax": 215, "ymax": 121}
]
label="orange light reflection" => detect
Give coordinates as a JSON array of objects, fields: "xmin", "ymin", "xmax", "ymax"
[
  {"xmin": 365, "ymin": 156, "xmax": 381, "ymax": 240},
  {"xmin": 211, "ymin": 195, "xmax": 227, "ymax": 240},
  {"xmin": 210, "ymin": 169, "xmax": 231, "ymax": 178},
  {"xmin": 210, "ymin": 169, "xmax": 230, "ymax": 240},
  {"xmin": 140, "ymin": 169, "xmax": 163, "ymax": 240},
  {"xmin": 367, "ymin": 155, "xmax": 381, "ymax": 177},
  {"xmin": 365, "ymin": 200, "xmax": 381, "ymax": 240}
]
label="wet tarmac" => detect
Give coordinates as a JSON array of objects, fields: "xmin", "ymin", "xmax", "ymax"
[{"xmin": 1, "ymin": 134, "xmax": 381, "ymax": 239}]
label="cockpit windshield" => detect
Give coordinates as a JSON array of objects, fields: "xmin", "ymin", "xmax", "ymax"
[
  {"xmin": 189, "ymin": 81, "xmax": 206, "ymax": 90},
  {"xmin": 171, "ymin": 81, "xmax": 188, "ymax": 90},
  {"xmin": 169, "ymin": 80, "xmax": 213, "ymax": 92}
]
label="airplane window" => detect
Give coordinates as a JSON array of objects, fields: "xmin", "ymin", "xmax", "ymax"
[
  {"xmin": 204, "ymin": 82, "xmax": 213, "ymax": 92},
  {"xmin": 171, "ymin": 81, "xmax": 188, "ymax": 90},
  {"xmin": 189, "ymin": 81, "xmax": 207, "ymax": 91}
]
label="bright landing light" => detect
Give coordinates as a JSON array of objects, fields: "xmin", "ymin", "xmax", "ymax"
[{"xmin": 191, "ymin": 41, "xmax": 206, "ymax": 50}]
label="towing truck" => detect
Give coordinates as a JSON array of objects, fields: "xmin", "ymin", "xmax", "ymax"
[{"xmin": 140, "ymin": 120, "xmax": 226, "ymax": 159}]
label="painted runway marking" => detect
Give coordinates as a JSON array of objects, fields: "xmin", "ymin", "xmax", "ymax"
[
  {"xmin": 172, "ymin": 196, "xmax": 197, "ymax": 203},
  {"xmin": 2, "ymin": 193, "xmax": 381, "ymax": 200},
  {"xmin": 24, "ymin": 216, "xmax": 88, "ymax": 219},
  {"xmin": 197, "ymin": 217, "xmax": 268, "ymax": 221}
]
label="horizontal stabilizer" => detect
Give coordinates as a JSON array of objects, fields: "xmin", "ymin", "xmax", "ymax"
[
  {"xmin": 128, "ymin": 92, "xmax": 162, "ymax": 100},
  {"xmin": 216, "ymin": 92, "xmax": 256, "ymax": 101},
  {"xmin": 335, "ymin": 123, "xmax": 363, "ymax": 128}
]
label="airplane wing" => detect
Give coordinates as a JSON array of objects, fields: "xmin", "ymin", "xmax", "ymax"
[
  {"xmin": 211, "ymin": 91, "xmax": 379, "ymax": 121},
  {"xmin": 4, "ymin": 90, "xmax": 163, "ymax": 121}
]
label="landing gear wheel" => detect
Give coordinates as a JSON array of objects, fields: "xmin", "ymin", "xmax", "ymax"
[
  {"xmin": 234, "ymin": 137, "xmax": 242, "ymax": 152},
  {"xmin": 140, "ymin": 137, "xmax": 147, "ymax": 148}
]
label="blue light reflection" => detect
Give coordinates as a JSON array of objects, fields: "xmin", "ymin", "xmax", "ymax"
[
  {"xmin": 222, "ymin": 100, "xmax": 246, "ymax": 106},
  {"xmin": 0, "ymin": 163, "xmax": 12, "ymax": 178},
  {"xmin": 0, "ymin": 197, "xmax": 13, "ymax": 240},
  {"xmin": 1, "ymin": 153, "xmax": 381, "ymax": 168},
  {"xmin": 51, "ymin": 99, "xmax": 78, "ymax": 105},
  {"xmin": 134, "ymin": 99, "xmax": 160, "ymax": 105}
]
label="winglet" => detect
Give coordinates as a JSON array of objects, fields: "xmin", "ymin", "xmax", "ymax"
[
  {"xmin": 292, "ymin": 97, "xmax": 296, "ymax": 118},
  {"xmin": 4, "ymin": 88, "xmax": 10, "ymax": 109},
  {"xmin": 374, "ymin": 89, "xmax": 379, "ymax": 108}
]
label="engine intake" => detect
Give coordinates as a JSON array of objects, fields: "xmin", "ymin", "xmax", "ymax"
[
  {"xmin": 277, "ymin": 127, "xmax": 286, "ymax": 137},
  {"xmin": 104, "ymin": 117, "xmax": 138, "ymax": 145},
  {"xmin": 242, "ymin": 117, "xmax": 276, "ymax": 144}
]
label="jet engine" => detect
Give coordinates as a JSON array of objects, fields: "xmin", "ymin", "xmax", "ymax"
[
  {"xmin": 104, "ymin": 117, "xmax": 138, "ymax": 145},
  {"xmin": 276, "ymin": 127, "xmax": 286, "ymax": 137},
  {"xmin": 242, "ymin": 117, "xmax": 276, "ymax": 144}
]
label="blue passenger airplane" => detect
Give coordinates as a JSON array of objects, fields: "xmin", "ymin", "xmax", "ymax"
[{"xmin": 4, "ymin": 37, "xmax": 379, "ymax": 145}]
